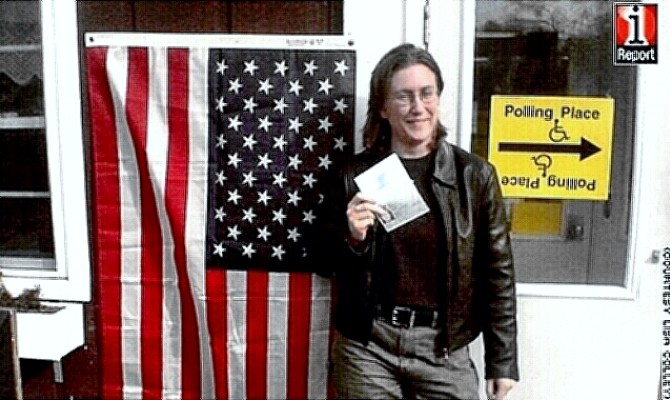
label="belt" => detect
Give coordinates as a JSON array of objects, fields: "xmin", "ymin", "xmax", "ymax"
[{"xmin": 375, "ymin": 305, "xmax": 440, "ymax": 329}]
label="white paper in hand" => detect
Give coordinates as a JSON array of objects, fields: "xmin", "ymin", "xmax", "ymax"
[{"xmin": 354, "ymin": 153, "xmax": 430, "ymax": 232}]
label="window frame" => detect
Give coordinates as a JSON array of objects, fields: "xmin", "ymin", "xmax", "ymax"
[{"xmin": 1, "ymin": 0, "xmax": 90, "ymax": 302}]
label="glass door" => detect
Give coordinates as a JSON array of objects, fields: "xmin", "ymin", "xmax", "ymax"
[{"xmin": 432, "ymin": 0, "xmax": 636, "ymax": 289}]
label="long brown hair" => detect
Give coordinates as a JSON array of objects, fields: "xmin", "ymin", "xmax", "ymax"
[{"xmin": 363, "ymin": 43, "xmax": 447, "ymax": 155}]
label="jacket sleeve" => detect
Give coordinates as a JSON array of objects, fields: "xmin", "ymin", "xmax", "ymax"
[
  {"xmin": 312, "ymin": 163, "xmax": 372, "ymax": 278},
  {"xmin": 479, "ymin": 165, "xmax": 519, "ymax": 381}
]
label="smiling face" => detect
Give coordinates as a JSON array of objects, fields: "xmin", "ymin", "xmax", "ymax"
[{"xmin": 381, "ymin": 63, "xmax": 440, "ymax": 158}]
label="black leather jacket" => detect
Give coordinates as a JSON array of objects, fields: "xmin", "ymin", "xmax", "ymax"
[{"xmin": 324, "ymin": 138, "xmax": 518, "ymax": 381}]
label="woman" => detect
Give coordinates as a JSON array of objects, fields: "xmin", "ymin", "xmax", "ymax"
[{"xmin": 328, "ymin": 43, "xmax": 519, "ymax": 400}]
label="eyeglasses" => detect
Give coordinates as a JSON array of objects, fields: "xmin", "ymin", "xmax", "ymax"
[{"xmin": 390, "ymin": 87, "xmax": 438, "ymax": 107}]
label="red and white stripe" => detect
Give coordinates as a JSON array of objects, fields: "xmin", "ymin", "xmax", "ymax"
[
  {"xmin": 207, "ymin": 270, "xmax": 332, "ymax": 400},
  {"xmin": 87, "ymin": 44, "xmax": 332, "ymax": 399}
]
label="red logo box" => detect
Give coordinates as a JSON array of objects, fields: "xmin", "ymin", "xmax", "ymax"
[{"xmin": 613, "ymin": 3, "xmax": 658, "ymax": 65}]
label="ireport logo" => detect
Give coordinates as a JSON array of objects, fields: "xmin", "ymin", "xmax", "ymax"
[{"xmin": 613, "ymin": 3, "xmax": 658, "ymax": 65}]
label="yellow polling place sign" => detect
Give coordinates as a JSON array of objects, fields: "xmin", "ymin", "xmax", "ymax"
[{"xmin": 488, "ymin": 95, "xmax": 614, "ymax": 200}]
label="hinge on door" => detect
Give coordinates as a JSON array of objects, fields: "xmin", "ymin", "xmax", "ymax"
[{"xmin": 423, "ymin": 0, "xmax": 430, "ymax": 49}]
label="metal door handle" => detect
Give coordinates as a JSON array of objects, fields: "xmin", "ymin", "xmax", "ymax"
[{"xmin": 565, "ymin": 214, "xmax": 585, "ymax": 240}]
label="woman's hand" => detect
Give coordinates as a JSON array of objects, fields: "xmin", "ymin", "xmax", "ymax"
[
  {"xmin": 346, "ymin": 193, "xmax": 390, "ymax": 242},
  {"xmin": 486, "ymin": 378, "xmax": 516, "ymax": 400}
]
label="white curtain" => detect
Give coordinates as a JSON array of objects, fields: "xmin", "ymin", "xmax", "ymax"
[{"xmin": 0, "ymin": 1, "xmax": 42, "ymax": 85}]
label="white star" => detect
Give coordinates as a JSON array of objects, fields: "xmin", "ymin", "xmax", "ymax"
[
  {"xmin": 272, "ymin": 171, "xmax": 288, "ymax": 188},
  {"xmin": 288, "ymin": 80, "xmax": 303, "ymax": 96},
  {"xmin": 302, "ymin": 210, "xmax": 317, "ymax": 224},
  {"xmin": 216, "ymin": 134, "xmax": 227, "ymax": 149},
  {"xmin": 273, "ymin": 135, "xmax": 288, "ymax": 152},
  {"xmin": 272, "ymin": 208, "xmax": 287, "ymax": 225},
  {"xmin": 242, "ymin": 134, "xmax": 258, "ymax": 150},
  {"xmin": 271, "ymin": 245, "xmax": 286, "ymax": 260},
  {"xmin": 302, "ymin": 98, "xmax": 318, "ymax": 114},
  {"xmin": 258, "ymin": 115, "xmax": 273, "ymax": 132},
  {"xmin": 288, "ymin": 154, "xmax": 303, "ymax": 170},
  {"xmin": 228, "ymin": 115, "xmax": 243, "ymax": 132},
  {"xmin": 334, "ymin": 136, "xmax": 348, "ymax": 151},
  {"xmin": 216, "ymin": 59, "xmax": 228, "ymax": 75},
  {"xmin": 242, "ymin": 207, "xmax": 257, "ymax": 223},
  {"xmin": 257, "ymin": 226, "xmax": 272, "ymax": 242},
  {"xmin": 334, "ymin": 98, "xmax": 348, "ymax": 114},
  {"xmin": 258, "ymin": 78, "xmax": 274, "ymax": 95},
  {"xmin": 242, "ymin": 170, "xmax": 257, "ymax": 187},
  {"xmin": 214, "ymin": 207, "xmax": 226, "ymax": 222},
  {"xmin": 317, "ymin": 78, "xmax": 334, "ymax": 95},
  {"xmin": 243, "ymin": 97, "xmax": 258, "ymax": 114},
  {"xmin": 273, "ymin": 97, "xmax": 288, "ymax": 114},
  {"xmin": 242, "ymin": 243, "xmax": 256, "ymax": 258},
  {"xmin": 243, "ymin": 59, "xmax": 259, "ymax": 76},
  {"xmin": 274, "ymin": 60, "xmax": 288, "ymax": 77},
  {"xmin": 215, "ymin": 170, "xmax": 227, "ymax": 186},
  {"xmin": 302, "ymin": 173, "xmax": 317, "ymax": 188},
  {"xmin": 257, "ymin": 153, "xmax": 273, "ymax": 169},
  {"xmin": 303, "ymin": 60, "xmax": 318, "ymax": 76},
  {"xmin": 303, "ymin": 135, "xmax": 317, "ymax": 151},
  {"xmin": 287, "ymin": 227, "xmax": 301, "ymax": 243},
  {"xmin": 227, "ymin": 153, "xmax": 242, "ymax": 168},
  {"xmin": 215, "ymin": 96, "xmax": 227, "ymax": 112},
  {"xmin": 334, "ymin": 59, "xmax": 349, "ymax": 76},
  {"xmin": 318, "ymin": 154, "xmax": 333, "ymax": 170},
  {"xmin": 227, "ymin": 225, "xmax": 242, "ymax": 240},
  {"xmin": 257, "ymin": 190, "xmax": 272, "ymax": 206},
  {"xmin": 213, "ymin": 242, "xmax": 226, "ymax": 257},
  {"xmin": 228, "ymin": 78, "xmax": 243, "ymax": 94},
  {"xmin": 287, "ymin": 190, "xmax": 302, "ymax": 206},
  {"xmin": 288, "ymin": 117, "xmax": 303, "ymax": 133},
  {"xmin": 227, "ymin": 189, "xmax": 242, "ymax": 205},
  {"xmin": 318, "ymin": 116, "xmax": 333, "ymax": 133}
]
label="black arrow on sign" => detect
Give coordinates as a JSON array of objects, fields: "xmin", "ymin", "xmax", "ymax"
[{"xmin": 498, "ymin": 137, "xmax": 601, "ymax": 161}]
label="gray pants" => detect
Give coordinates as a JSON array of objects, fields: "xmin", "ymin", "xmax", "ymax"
[{"xmin": 331, "ymin": 319, "xmax": 480, "ymax": 399}]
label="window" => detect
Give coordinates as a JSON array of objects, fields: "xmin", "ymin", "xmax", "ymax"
[
  {"xmin": 0, "ymin": 1, "xmax": 53, "ymax": 268},
  {"xmin": 0, "ymin": 0, "xmax": 89, "ymax": 302},
  {"xmin": 472, "ymin": 0, "xmax": 635, "ymax": 288}
]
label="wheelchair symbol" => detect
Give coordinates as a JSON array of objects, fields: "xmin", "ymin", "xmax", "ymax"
[
  {"xmin": 531, "ymin": 153, "xmax": 553, "ymax": 178},
  {"xmin": 549, "ymin": 119, "xmax": 570, "ymax": 142}
]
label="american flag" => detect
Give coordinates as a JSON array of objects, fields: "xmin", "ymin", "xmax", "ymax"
[{"xmin": 86, "ymin": 38, "xmax": 354, "ymax": 400}]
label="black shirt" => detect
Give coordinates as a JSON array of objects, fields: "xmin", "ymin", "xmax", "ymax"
[{"xmin": 377, "ymin": 152, "xmax": 445, "ymax": 308}]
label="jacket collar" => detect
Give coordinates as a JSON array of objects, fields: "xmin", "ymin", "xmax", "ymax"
[
  {"xmin": 432, "ymin": 137, "xmax": 457, "ymax": 187},
  {"xmin": 432, "ymin": 137, "xmax": 473, "ymax": 237}
]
